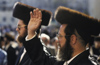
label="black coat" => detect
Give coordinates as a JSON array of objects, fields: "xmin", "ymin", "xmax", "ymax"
[
  {"xmin": 15, "ymin": 47, "xmax": 35, "ymax": 65},
  {"xmin": 6, "ymin": 45, "xmax": 17, "ymax": 65},
  {"xmin": 23, "ymin": 35, "xmax": 94, "ymax": 65}
]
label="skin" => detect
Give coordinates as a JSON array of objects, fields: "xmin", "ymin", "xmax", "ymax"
[
  {"xmin": 57, "ymin": 24, "xmax": 67, "ymax": 48},
  {"xmin": 94, "ymin": 41, "xmax": 100, "ymax": 49},
  {"xmin": 27, "ymin": 8, "xmax": 42, "ymax": 39},
  {"xmin": 16, "ymin": 20, "xmax": 27, "ymax": 43},
  {"xmin": 16, "ymin": 20, "xmax": 27, "ymax": 38}
]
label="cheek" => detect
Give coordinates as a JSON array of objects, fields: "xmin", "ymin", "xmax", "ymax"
[{"xmin": 20, "ymin": 30, "xmax": 27, "ymax": 37}]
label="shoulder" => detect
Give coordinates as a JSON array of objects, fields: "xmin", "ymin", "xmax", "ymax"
[
  {"xmin": 0, "ymin": 48, "xmax": 7, "ymax": 56},
  {"xmin": 10, "ymin": 41, "xmax": 18, "ymax": 49},
  {"xmin": 78, "ymin": 58, "xmax": 95, "ymax": 65}
]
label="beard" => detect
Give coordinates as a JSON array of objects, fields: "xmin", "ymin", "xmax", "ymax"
[
  {"xmin": 56, "ymin": 37, "xmax": 73, "ymax": 61},
  {"xmin": 16, "ymin": 34, "xmax": 26, "ymax": 43}
]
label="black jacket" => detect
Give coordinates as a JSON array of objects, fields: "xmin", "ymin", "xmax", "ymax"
[
  {"xmin": 6, "ymin": 45, "xmax": 17, "ymax": 65},
  {"xmin": 15, "ymin": 47, "xmax": 35, "ymax": 65},
  {"xmin": 23, "ymin": 35, "xmax": 94, "ymax": 65}
]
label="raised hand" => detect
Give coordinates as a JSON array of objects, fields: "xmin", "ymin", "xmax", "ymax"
[{"xmin": 27, "ymin": 8, "xmax": 42, "ymax": 39}]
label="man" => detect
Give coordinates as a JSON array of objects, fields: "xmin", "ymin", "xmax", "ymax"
[
  {"xmin": 40, "ymin": 33, "xmax": 56, "ymax": 56},
  {"xmin": 94, "ymin": 36, "xmax": 100, "ymax": 64},
  {"xmin": 13, "ymin": 2, "xmax": 52, "ymax": 65},
  {"xmin": 94, "ymin": 35, "xmax": 100, "ymax": 51},
  {"xmin": 0, "ymin": 48, "xmax": 7, "ymax": 65},
  {"xmin": 89, "ymin": 34, "xmax": 100, "ymax": 64},
  {"xmin": 0, "ymin": 36, "xmax": 7, "ymax": 65},
  {"xmin": 23, "ymin": 6, "xmax": 100, "ymax": 65},
  {"xmin": 51, "ymin": 37, "xmax": 58, "ymax": 55},
  {"xmin": 0, "ymin": 36, "xmax": 6, "ymax": 50},
  {"xmin": 4, "ymin": 33, "xmax": 17, "ymax": 65}
]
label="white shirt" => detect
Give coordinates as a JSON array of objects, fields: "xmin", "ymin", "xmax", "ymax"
[
  {"xmin": 25, "ymin": 32, "xmax": 37, "ymax": 41},
  {"xmin": 19, "ymin": 48, "xmax": 26, "ymax": 63}
]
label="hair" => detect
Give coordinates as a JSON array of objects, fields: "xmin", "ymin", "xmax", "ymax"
[
  {"xmin": 64, "ymin": 24, "xmax": 86, "ymax": 47},
  {"xmin": 21, "ymin": 20, "xmax": 28, "ymax": 29}
]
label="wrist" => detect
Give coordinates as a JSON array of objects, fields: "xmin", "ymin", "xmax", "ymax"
[{"xmin": 27, "ymin": 32, "xmax": 36, "ymax": 39}]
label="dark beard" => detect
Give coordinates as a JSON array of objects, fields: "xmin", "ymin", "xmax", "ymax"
[
  {"xmin": 17, "ymin": 35, "xmax": 26, "ymax": 43},
  {"xmin": 56, "ymin": 37, "xmax": 73, "ymax": 61}
]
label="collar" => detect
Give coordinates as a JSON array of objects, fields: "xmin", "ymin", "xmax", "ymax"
[
  {"xmin": 64, "ymin": 50, "xmax": 87, "ymax": 65},
  {"xmin": 5, "ymin": 43, "xmax": 11, "ymax": 50}
]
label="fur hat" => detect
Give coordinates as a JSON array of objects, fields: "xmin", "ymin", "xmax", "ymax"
[
  {"xmin": 13, "ymin": 2, "xmax": 52, "ymax": 26},
  {"xmin": 54, "ymin": 6, "xmax": 100, "ymax": 43}
]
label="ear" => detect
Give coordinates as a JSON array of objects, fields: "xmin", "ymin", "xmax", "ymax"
[{"xmin": 70, "ymin": 34, "xmax": 77, "ymax": 45}]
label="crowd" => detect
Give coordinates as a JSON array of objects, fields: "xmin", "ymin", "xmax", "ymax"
[
  {"xmin": 0, "ymin": 22, "xmax": 60, "ymax": 65},
  {"xmin": 0, "ymin": 2, "xmax": 100, "ymax": 65}
]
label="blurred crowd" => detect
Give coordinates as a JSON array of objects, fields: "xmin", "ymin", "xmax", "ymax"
[
  {"xmin": 0, "ymin": 23, "xmax": 100, "ymax": 65},
  {"xmin": 0, "ymin": 24, "xmax": 61, "ymax": 65}
]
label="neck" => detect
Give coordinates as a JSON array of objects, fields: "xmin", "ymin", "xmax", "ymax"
[{"xmin": 71, "ymin": 45, "xmax": 86, "ymax": 58}]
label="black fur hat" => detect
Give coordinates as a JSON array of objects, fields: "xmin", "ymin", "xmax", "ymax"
[
  {"xmin": 13, "ymin": 2, "xmax": 52, "ymax": 26},
  {"xmin": 54, "ymin": 6, "xmax": 100, "ymax": 43}
]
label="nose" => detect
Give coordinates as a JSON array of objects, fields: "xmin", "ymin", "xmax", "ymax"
[{"xmin": 16, "ymin": 27, "xmax": 19, "ymax": 31}]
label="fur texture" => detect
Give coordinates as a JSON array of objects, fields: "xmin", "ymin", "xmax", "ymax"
[
  {"xmin": 54, "ymin": 6, "xmax": 100, "ymax": 43},
  {"xmin": 13, "ymin": 2, "xmax": 52, "ymax": 26}
]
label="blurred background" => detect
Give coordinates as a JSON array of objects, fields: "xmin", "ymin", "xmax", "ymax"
[
  {"xmin": 0, "ymin": 0, "xmax": 100, "ymax": 38},
  {"xmin": 0, "ymin": 0, "xmax": 100, "ymax": 65}
]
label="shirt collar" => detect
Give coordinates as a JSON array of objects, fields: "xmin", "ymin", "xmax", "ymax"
[{"xmin": 64, "ymin": 50, "xmax": 85, "ymax": 65}]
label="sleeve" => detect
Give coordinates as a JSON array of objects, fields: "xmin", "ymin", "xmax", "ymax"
[
  {"xmin": 25, "ymin": 32, "xmax": 37, "ymax": 41},
  {"xmin": 23, "ymin": 35, "xmax": 57, "ymax": 65},
  {"xmin": 3, "ymin": 53, "xmax": 7, "ymax": 65}
]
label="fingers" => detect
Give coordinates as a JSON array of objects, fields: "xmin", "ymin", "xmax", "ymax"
[
  {"xmin": 35, "ymin": 8, "xmax": 39, "ymax": 18},
  {"xmin": 33, "ymin": 8, "xmax": 42, "ymax": 19},
  {"xmin": 39, "ymin": 11, "xmax": 42, "ymax": 19},
  {"xmin": 33, "ymin": 9, "xmax": 36, "ymax": 18},
  {"xmin": 30, "ymin": 11, "xmax": 33, "ymax": 18},
  {"xmin": 30, "ymin": 8, "xmax": 42, "ymax": 22}
]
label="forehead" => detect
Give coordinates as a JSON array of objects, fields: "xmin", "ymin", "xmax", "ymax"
[
  {"xmin": 60, "ymin": 24, "xmax": 67, "ymax": 31},
  {"xmin": 59, "ymin": 24, "xmax": 67, "ymax": 34}
]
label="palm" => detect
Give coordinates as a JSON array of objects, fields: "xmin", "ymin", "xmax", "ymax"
[{"xmin": 28, "ymin": 9, "xmax": 42, "ymax": 34}]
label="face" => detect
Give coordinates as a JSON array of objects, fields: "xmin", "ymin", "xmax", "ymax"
[
  {"xmin": 94, "ymin": 41, "xmax": 100, "ymax": 49},
  {"xmin": 56, "ymin": 24, "xmax": 73, "ymax": 61},
  {"xmin": 57, "ymin": 24, "xmax": 67, "ymax": 48},
  {"xmin": 41, "ymin": 37, "xmax": 49, "ymax": 46},
  {"xmin": 16, "ymin": 20, "xmax": 27, "ymax": 43}
]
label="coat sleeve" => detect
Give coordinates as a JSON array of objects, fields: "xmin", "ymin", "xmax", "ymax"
[{"xmin": 23, "ymin": 35, "xmax": 57, "ymax": 65}]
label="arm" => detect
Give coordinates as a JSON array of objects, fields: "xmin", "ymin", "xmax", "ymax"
[
  {"xmin": 24, "ymin": 35, "xmax": 56, "ymax": 65},
  {"xmin": 23, "ymin": 8, "xmax": 57, "ymax": 65},
  {"xmin": 3, "ymin": 54, "xmax": 7, "ymax": 65}
]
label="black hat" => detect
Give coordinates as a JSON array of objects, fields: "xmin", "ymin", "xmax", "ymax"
[
  {"xmin": 54, "ymin": 6, "xmax": 100, "ymax": 43},
  {"xmin": 13, "ymin": 2, "xmax": 52, "ymax": 26}
]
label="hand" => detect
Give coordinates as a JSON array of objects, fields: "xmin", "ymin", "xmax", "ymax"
[{"xmin": 27, "ymin": 8, "xmax": 42, "ymax": 39}]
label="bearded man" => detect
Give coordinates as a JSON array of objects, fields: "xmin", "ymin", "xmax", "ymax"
[
  {"xmin": 23, "ymin": 6, "xmax": 100, "ymax": 65},
  {"xmin": 13, "ymin": 2, "xmax": 52, "ymax": 65}
]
